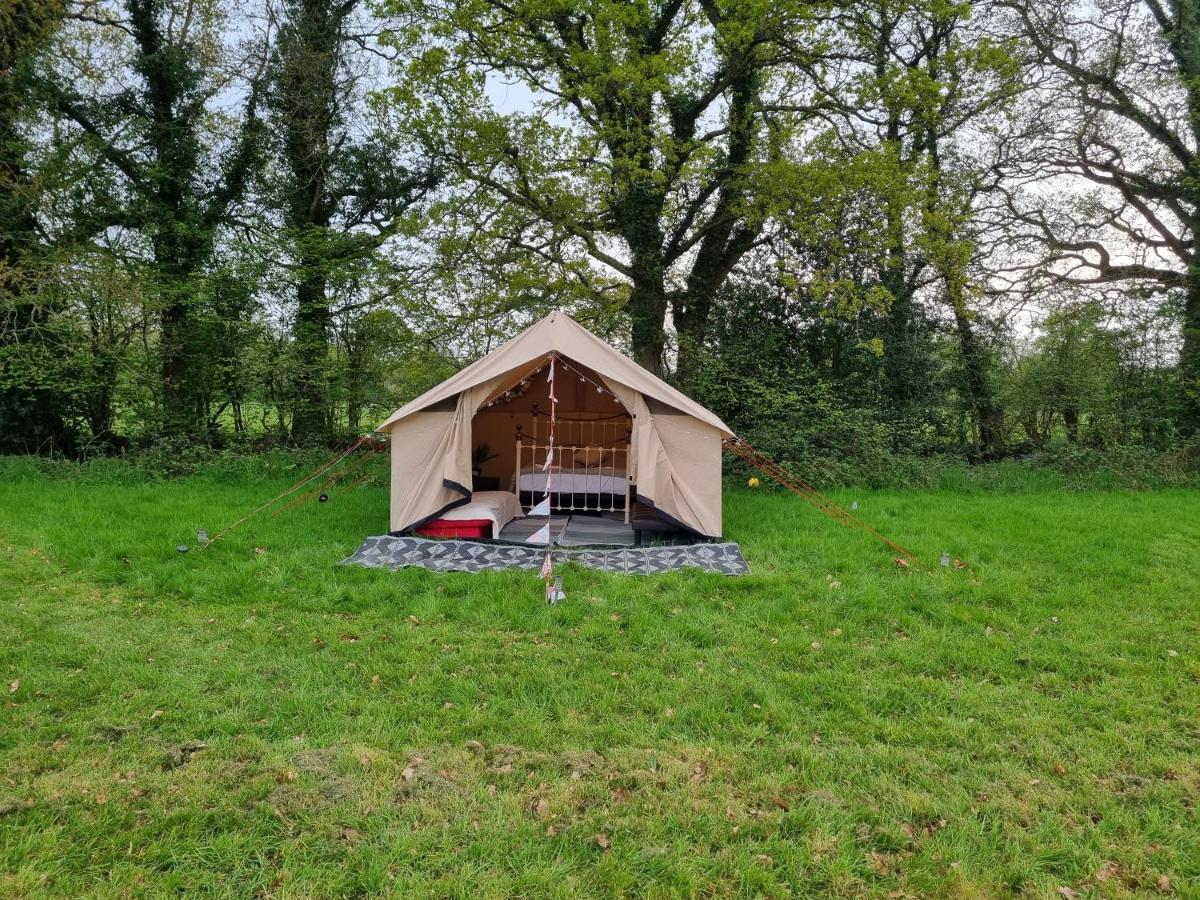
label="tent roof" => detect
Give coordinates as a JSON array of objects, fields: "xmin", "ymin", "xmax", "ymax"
[{"xmin": 377, "ymin": 311, "xmax": 732, "ymax": 435}]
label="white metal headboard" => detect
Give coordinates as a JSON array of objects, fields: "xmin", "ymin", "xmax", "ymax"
[{"xmin": 514, "ymin": 415, "xmax": 631, "ymax": 522}]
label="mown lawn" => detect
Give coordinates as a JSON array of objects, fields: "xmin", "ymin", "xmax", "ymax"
[{"xmin": 1, "ymin": 457, "xmax": 1197, "ymax": 898}]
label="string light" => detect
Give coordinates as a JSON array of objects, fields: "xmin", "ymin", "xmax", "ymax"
[
  {"xmin": 480, "ymin": 355, "xmax": 619, "ymax": 408},
  {"xmin": 556, "ymin": 357, "xmax": 619, "ymax": 401}
]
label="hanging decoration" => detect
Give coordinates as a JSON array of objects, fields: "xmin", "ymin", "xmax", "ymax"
[
  {"xmin": 480, "ymin": 356, "xmax": 620, "ymax": 410},
  {"xmin": 481, "ymin": 359, "xmax": 550, "ymax": 408},
  {"xmin": 527, "ymin": 520, "xmax": 551, "ymax": 545},
  {"xmin": 524, "ymin": 353, "xmax": 565, "ymax": 604}
]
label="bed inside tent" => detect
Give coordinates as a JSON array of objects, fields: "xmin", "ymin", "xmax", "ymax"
[
  {"xmin": 482, "ymin": 355, "xmax": 630, "ymax": 503},
  {"xmin": 419, "ymin": 352, "xmax": 656, "ymax": 547}
]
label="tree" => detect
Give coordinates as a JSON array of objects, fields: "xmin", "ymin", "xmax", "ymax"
[
  {"xmin": 383, "ymin": 0, "xmax": 826, "ymax": 377},
  {"xmin": 998, "ymin": 0, "xmax": 1200, "ymax": 435},
  {"xmin": 268, "ymin": 0, "xmax": 437, "ymax": 442},
  {"xmin": 1001, "ymin": 304, "xmax": 1123, "ymax": 446},
  {"xmin": 42, "ymin": 0, "xmax": 264, "ymax": 439},
  {"xmin": 809, "ymin": 0, "xmax": 1018, "ymax": 455},
  {"xmin": 0, "ymin": 0, "xmax": 72, "ymax": 453}
]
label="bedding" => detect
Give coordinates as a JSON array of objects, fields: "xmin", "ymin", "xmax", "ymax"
[
  {"xmin": 572, "ymin": 447, "xmax": 617, "ymax": 467},
  {"xmin": 434, "ymin": 490, "xmax": 523, "ymax": 539},
  {"xmin": 516, "ymin": 468, "xmax": 628, "ymax": 496}
]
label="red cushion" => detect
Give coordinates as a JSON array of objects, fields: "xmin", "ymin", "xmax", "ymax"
[{"xmin": 416, "ymin": 518, "xmax": 492, "ymax": 539}]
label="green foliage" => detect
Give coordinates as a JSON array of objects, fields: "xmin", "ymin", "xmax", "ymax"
[
  {"xmin": 0, "ymin": 1, "xmax": 72, "ymax": 453},
  {"xmin": 0, "ymin": 0, "xmax": 1197, "ymax": 473},
  {"xmin": 690, "ymin": 279, "xmax": 958, "ymax": 485},
  {"xmin": 1000, "ymin": 304, "xmax": 1182, "ymax": 450},
  {"xmin": 381, "ymin": 0, "xmax": 828, "ymax": 371}
]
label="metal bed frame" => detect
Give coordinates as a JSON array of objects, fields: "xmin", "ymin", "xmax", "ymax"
[{"xmin": 514, "ymin": 414, "xmax": 631, "ymax": 522}]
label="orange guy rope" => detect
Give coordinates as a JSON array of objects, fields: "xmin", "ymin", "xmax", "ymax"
[
  {"xmin": 724, "ymin": 436, "xmax": 925, "ymax": 568},
  {"xmin": 272, "ymin": 441, "xmax": 386, "ymax": 516},
  {"xmin": 200, "ymin": 435, "xmax": 372, "ymax": 550}
]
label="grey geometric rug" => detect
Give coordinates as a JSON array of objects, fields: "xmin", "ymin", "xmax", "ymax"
[{"xmin": 342, "ymin": 535, "xmax": 749, "ymax": 576}]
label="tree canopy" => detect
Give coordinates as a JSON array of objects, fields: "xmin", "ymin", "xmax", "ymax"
[{"xmin": 0, "ymin": 0, "xmax": 1195, "ymax": 462}]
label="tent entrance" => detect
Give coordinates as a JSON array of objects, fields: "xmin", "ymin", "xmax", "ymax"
[{"xmin": 468, "ymin": 355, "xmax": 633, "ymax": 521}]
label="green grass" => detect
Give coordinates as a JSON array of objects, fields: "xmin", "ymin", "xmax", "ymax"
[{"xmin": 1, "ymin": 457, "xmax": 1197, "ymax": 898}]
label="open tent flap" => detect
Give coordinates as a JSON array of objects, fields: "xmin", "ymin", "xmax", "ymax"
[
  {"xmin": 387, "ymin": 404, "xmax": 464, "ymax": 534},
  {"xmin": 642, "ymin": 404, "xmax": 724, "ymax": 538},
  {"xmin": 602, "ymin": 380, "xmax": 724, "ymax": 539},
  {"xmin": 388, "ymin": 372, "xmax": 516, "ymax": 533}
]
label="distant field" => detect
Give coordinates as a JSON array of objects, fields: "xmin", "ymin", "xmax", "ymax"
[{"xmin": 1, "ymin": 458, "xmax": 1197, "ymax": 897}]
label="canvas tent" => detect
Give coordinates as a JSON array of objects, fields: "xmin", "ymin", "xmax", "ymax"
[{"xmin": 377, "ymin": 311, "xmax": 734, "ymax": 538}]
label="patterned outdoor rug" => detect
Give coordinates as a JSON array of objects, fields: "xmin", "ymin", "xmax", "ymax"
[{"xmin": 342, "ymin": 535, "xmax": 750, "ymax": 576}]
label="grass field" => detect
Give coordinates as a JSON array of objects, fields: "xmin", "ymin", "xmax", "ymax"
[{"xmin": 1, "ymin": 456, "xmax": 1198, "ymax": 898}]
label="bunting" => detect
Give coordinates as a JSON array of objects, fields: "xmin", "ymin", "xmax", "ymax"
[{"xmin": 525, "ymin": 353, "xmax": 564, "ymax": 604}]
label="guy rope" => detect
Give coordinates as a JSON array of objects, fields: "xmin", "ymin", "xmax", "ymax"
[
  {"xmin": 272, "ymin": 439, "xmax": 387, "ymax": 516},
  {"xmin": 723, "ymin": 435, "xmax": 924, "ymax": 569},
  {"xmin": 199, "ymin": 435, "xmax": 386, "ymax": 550}
]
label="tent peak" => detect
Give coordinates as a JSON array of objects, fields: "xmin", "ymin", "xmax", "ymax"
[{"xmin": 376, "ymin": 311, "xmax": 732, "ymax": 435}]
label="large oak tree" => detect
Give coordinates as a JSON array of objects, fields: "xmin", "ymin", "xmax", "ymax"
[
  {"xmin": 383, "ymin": 0, "xmax": 829, "ymax": 377},
  {"xmin": 268, "ymin": 0, "xmax": 438, "ymax": 442},
  {"xmin": 43, "ymin": 0, "xmax": 264, "ymax": 438},
  {"xmin": 0, "ymin": 1, "xmax": 71, "ymax": 452}
]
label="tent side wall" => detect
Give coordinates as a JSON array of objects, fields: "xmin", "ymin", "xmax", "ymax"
[
  {"xmin": 387, "ymin": 406, "xmax": 469, "ymax": 534},
  {"xmin": 603, "ymin": 380, "xmax": 725, "ymax": 538},
  {"xmin": 645, "ymin": 409, "xmax": 724, "ymax": 538},
  {"xmin": 388, "ymin": 372, "xmax": 531, "ymax": 533}
]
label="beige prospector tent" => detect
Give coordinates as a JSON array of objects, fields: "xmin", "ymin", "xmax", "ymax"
[{"xmin": 377, "ymin": 311, "xmax": 734, "ymax": 538}]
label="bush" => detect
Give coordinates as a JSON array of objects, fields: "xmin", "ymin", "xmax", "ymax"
[{"xmin": 0, "ymin": 445, "xmax": 343, "ymax": 486}]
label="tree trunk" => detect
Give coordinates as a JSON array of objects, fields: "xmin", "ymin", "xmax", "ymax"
[
  {"xmin": 620, "ymin": 191, "xmax": 669, "ymax": 374},
  {"xmin": 881, "ymin": 279, "xmax": 918, "ymax": 416},
  {"xmin": 345, "ymin": 328, "xmax": 364, "ymax": 434},
  {"xmin": 673, "ymin": 295, "xmax": 708, "ymax": 387},
  {"xmin": 672, "ymin": 65, "xmax": 763, "ymax": 388},
  {"xmin": 1063, "ymin": 405, "xmax": 1080, "ymax": 443},
  {"xmin": 952, "ymin": 306, "xmax": 1004, "ymax": 460},
  {"xmin": 276, "ymin": 0, "xmax": 352, "ymax": 444},
  {"xmin": 159, "ymin": 300, "xmax": 194, "ymax": 435},
  {"xmin": 1021, "ymin": 416, "xmax": 1040, "ymax": 446},
  {"xmin": 1183, "ymin": 272, "xmax": 1200, "ymax": 436},
  {"xmin": 629, "ymin": 275, "xmax": 668, "ymax": 376},
  {"xmin": 880, "ymin": 133, "xmax": 919, "ymax": 425},
  {"xmin": 155, "ymin": 239, "xmax": 206, "ymax": 437},
  {"xmin": 675, "ymin": 237, "xmax": 753, "ymax": 386},
  {"xmin": 130, "ymin": 0, "xmax": 210, "ymax": 439},
  {"xmin": 291, "ymin": 267, "xmax": 332, "ymax": 440}
]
